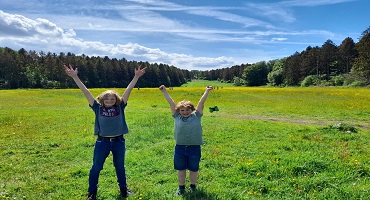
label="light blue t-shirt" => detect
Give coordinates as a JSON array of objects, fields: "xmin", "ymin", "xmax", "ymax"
[
  {"xmin": 90, "ymin": 100, "xmax": 128, "ymax": 136},
  {"xmin": 173, "ymin": 110, "xmax": 203, "ymax": 145}
]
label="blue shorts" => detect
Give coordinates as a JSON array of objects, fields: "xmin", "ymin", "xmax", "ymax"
[{"xmin": 174, "ymin": 145, "xmax": 201, "ymax": 171}]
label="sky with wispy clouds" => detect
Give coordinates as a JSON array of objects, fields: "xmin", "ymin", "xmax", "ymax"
[{"xmin": 0, "ymin": 0, "xmax": 369, "ymax": 70}]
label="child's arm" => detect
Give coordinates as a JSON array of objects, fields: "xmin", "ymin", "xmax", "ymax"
[
  {"xmin": 159, "ymin": 85, "xmax": 176, "ymax": 115},
  {"xmin": 196, "ymin": 86, "xmax": 213, "ymax": 114},
  {"xmin": 64, "ymin": 64, "xmax": 95, "ymax": 106},
  {"xmin": 122, "ymin": 65, "xmax": 146, "ymax": 104}
]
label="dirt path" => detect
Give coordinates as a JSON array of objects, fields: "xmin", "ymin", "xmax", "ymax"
[{"xmin": 235, "ymin": 115, "xmax": 370, "ymax": 130}]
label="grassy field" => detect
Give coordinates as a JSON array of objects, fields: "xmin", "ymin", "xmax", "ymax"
[{"xmin": 1, "ymin": 82, "xmax": 370, "ymax": 199}]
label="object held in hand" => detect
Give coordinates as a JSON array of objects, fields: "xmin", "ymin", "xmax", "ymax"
[{"xmin": 209, "ymin": 106, "xmax": 219, "ymax": 113}]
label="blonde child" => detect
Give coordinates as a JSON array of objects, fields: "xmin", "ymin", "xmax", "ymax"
[
  {"xmin": 159, "ymin": 85, "xmax": 213, "ymax": 195},
  {"xmin": 64, "ymin": 64, "xmax": 146, "ymax": 200}
]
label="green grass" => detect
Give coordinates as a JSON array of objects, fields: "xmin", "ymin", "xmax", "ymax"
[
  {"xmin": 180, "ymin": 80, "xmax": 234, "ymax": 88},
  {"xmin": 1, "ymin": 83, "xmax": 370, "ymax": 199}
]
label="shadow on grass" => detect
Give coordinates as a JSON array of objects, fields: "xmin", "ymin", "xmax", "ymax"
[
  {"xmin": 112, "ymin": 188, "xmax": 220, "ymax": 200},
  {"xmin": 181, "ymin": 188, "xmax": 219, "ymax": 200}
]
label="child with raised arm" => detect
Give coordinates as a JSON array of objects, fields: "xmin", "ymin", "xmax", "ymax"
[
  {"xmin": 64, "ymin": 64, "xmax": 146, "ymax": 200},
  {"xmin": 159, "ymin": 85, "xmax": 213, "ymax": 196}
]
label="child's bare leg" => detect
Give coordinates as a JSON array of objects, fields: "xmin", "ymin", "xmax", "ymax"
[
  {"xmin": 189, "ymin": 171, "xmax": 198, "ymax": 185},
  {"xmin": 177, "ymin": 170, "xmax": 186, "ymax": 185}
]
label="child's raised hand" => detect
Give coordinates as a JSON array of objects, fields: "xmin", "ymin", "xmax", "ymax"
[
  {"xmin": 206, "ymin": 86, "xmax": 213, "ymax": 90},
  {"xmin": 135, "ymin": 65, "xmax": 146, "ymax": 77},
  {"xmin": 64, "ymin": 64, "xmax": 78, "ymax": 77},
  {"xmin": 159, "ymin": 85, "xmax": 166, "ymax": 91}
]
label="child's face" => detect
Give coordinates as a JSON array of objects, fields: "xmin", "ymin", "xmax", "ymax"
[
  {"xmin": 103, "ymin": 95, "xmax": 117, "ymax": 107},
  {"xmin": 179, "ymin": 107, "xmax": 193, "ymax": 118}
]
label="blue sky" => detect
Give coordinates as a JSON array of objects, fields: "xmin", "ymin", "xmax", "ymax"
[{"xmin": 0, "ymin": 0, "xmax": 369, "ymax": 70}]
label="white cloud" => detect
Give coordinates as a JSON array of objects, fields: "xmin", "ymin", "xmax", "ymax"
[
  {"xmin": 272, "ymin": 38, "xmax": 288, "ymax": 41},
  {"xmin": 280, "ymin": 0, "xmax": 357, "ymax": 7},
  {"xmin": 244, "ymin": 3, "xmax": 296, "ymax": 23},
  {"xmin": 0, "ymin": 10, "xmax": 67, "ymax": 38},
  {"xmin": 0, "ymin": 10, "xmax": 237, "ymax": 70},
  {"xmin": 187, "ymin": 9, "xmax": 270, "ymax": 28}
]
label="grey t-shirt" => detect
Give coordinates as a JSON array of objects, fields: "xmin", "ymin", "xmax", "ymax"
[
  {"xmin": 90, "ymin": 100, "xmax": 128, "ymax": 136},
  {"xmin": 173, "ymin": 110, "xmax": 203, "ymax": 145}
]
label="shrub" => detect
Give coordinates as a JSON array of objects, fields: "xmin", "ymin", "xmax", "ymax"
[
  {"xmin": 348, "ymin": 81, "xmax": 367, "ymax": 87},
  {"xmin": 327, "ymin": 122, "xmax": 358, "ymax": 133},
  {"xmin": 301, "ymin": 75, "xmax": 321, "ymax": 87},
  {"xmin": 330, "ymin": 75, "xmax": 345, "ymax": 86}
]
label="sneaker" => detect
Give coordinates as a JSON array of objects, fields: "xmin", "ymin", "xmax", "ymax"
[
  {"xmin": 86, "ymin": 192, "xmax": 97, "ymax": 200},
  {"xmin": 189, "ymin": 186, "xmax": 197, "ymax": 192},
  {"xmin": 175, "ymin": 187, "xmax": 186, "ymax": 196},
  {"xmin": 120, "ymin": 188, "xmax": 133, "ymax": 198}
]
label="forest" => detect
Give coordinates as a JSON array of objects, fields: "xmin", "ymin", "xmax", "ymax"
[
  {"xmin": 200, "ymin": 27, "xmax": 370, "ymax": 87},
  {"xmin": 0, "ymin": 50, "xmax": 191, "ymax": 89},
  {"xmin": 0, "ymin": 27, "xmax": 369, "ymax": 89}
]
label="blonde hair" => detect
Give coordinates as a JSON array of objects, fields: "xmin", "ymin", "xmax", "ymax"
[
  {"xmin": 175, "ymin": 100, "xmax": 195, "ymax": 112},
  {"xmin": 97, "ymin": 90, "xmax": 122, "ymax": 106}
]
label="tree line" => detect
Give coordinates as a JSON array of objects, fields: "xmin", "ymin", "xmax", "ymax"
[
  {"xmin": 0, "ymin": 49, "xmax": 191, "ymax": 89},
  {"xmin": 199, "ymin": 27, "xmax": 370, "ymax": 87},
  {"xmin": 1, "ymin": 27, "xmax": 369, "ymax": 89}
]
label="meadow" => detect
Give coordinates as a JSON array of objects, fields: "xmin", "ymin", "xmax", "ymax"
[{"xmin": 0, "ymin": 82, "xmax": 369, "ymax": 199}]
